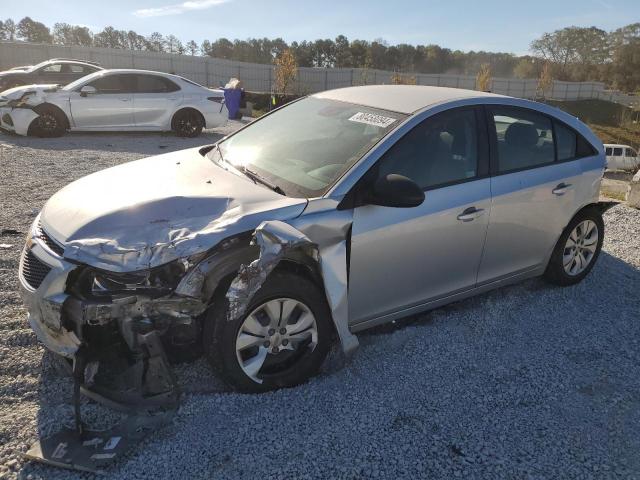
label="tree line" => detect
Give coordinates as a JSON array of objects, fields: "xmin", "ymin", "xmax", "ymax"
[{"xmin": 0, "ymin": 16, "xmax": 638, "ymax": 92}]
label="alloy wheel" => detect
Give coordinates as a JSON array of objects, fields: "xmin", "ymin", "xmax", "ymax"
[
  {"xmin": 235, "ymin": 298, "xmax": 318, "ymax": 383},
  {"xmin": 563, "ymin": 220, "xmax": 598, "ymax": 276}
]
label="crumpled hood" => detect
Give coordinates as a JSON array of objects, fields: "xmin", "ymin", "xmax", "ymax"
[
  {"xmin": 40, "ymin": 148, "xmax": 308, "ymax": 272},
  {"xmin": 0, "ymin": 84, "xmax": 60, "ymax": 106}
]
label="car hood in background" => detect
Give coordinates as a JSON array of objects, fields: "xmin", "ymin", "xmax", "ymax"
[{"xmin": 39, "ymin": 148, "xmax": 308, "ymax": 272}]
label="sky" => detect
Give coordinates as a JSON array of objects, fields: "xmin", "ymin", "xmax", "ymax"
[{"xmin": 2, "ymin": 0, "xmax": 639, "ymax": 55}]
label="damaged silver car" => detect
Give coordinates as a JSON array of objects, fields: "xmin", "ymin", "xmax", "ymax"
[{"xmin": 20, "ymin": 85, "xmax": 609, "ymax": 402}]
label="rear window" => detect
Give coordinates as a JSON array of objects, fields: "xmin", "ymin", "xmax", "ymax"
[
  {"xmin": 134, "ymin": 74, "xmax": 180, "ymax": 93},
  {"xmin": 554, "ymin": 122, "xmax": 576, "ymax": 161}
]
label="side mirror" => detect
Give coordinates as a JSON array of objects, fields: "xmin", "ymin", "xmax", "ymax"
[
  {"xmin": 367, "ymin": 174, "xmax": 425, "ymax": 208},
  {"xmin": 79, "ymin": 85, "xmax": 97, "ymax": 97}
]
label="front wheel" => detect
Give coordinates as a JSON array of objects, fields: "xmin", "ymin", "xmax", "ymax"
[
  {"xmin": 172, "ymin": 109, "xmax": 204, "ymax": 137},
  {"xmin": 544, "ymin": 208, "xmax": 604, "ymax": 286},
  {"xmin": 204, "ymin": 272, "xmax": 332, "ymax": 393},
  {"xmin": 29, "ymin": 108, "xmax": 66, "ymax": 137}
]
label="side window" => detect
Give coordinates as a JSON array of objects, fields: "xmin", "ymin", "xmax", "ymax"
[
  {"xmin": 554, "ymin": 122, "xmax": 577, "ymax": 161},
  {"xmin": 626, "ymin": 148, "xmax": 637, "ymax": 157},
  {"xmin": 491, "ymin": 107, "xmax": 554, "ymax": 173},
  {"xmin": 87, "ymin": 75, "xmax": 131, "ymax": 94},
  {"xmin": 376, "ymin": 108, "xmax": 479, "ymax": 189},
  {"xmin": 69, "ymin": 65, "xmax": 88, "ymax": 74},
  {"xmin": 605, "ymin": 147, "xmax": 612, "ymax": 156},
  {"xmin": 41, "ymin": 63, "xmax": 62, "ymax": 73},
  {"xmin": 135, "ymin": 75, "xmax": 180, "ymax": 93},
  {"xmin": 613, "ymin": 147, "xmax": 623, "ymax": 156}
]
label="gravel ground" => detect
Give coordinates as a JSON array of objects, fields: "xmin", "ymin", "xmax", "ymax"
[{"xmin": 1, "ymin": 125, "xmax": 640, "ymax": 479}]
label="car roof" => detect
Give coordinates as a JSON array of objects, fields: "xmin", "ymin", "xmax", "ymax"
[
  {"xmin": 313, "ymin": 85, "xmax": 504, "ymax": 114},
  {"xmin": 97, "ymin": 69, "xmax": 182, "ymax": 79},
  {"xmin": 604, "ymin": 144, "xmax": 632, "ymax": 148}
]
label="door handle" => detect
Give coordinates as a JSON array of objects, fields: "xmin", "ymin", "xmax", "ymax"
[
  {"xmin": 120, "ymin": 98, "xmax": 131, "ymax": 102},
  {"xmin": 457, "ymin": 207, "xmax": 485, "ymax": 222},
  {"xmin": 552, "ymin": 183, "xmax": 572, "ymax": 195}
]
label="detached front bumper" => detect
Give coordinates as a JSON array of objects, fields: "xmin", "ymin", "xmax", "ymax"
[
  {"xmin": 18, "ymin": 229, "xmax": 204, "ymax": 410},
  {"xmin": 0, "ymin": 106, "xmax": 38, "ymax": 136}
]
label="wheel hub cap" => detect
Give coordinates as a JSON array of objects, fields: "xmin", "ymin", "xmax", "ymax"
[
  {"xmin": 563, "ymin": 220, "xmax": 598, "ymax": 276},
  {"xmin": 235, "ymin": 298, "xmax": 318, "ymax": 383}
]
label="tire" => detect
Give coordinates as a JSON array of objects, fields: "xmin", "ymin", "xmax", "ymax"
[
  {"xmin": 29, "ymin": 107, "xmax": 66, "ymax": 138},
  {"xmin": 172, "ymin": 109, "xmax": 204, "ymax": 138},
  {"xmin": 543, "ymin": 208, "xmax": 604, "ymax": 286},
  {"xmin": 203, "ymin": 271, "xmax": 332, "ymax": 393}
]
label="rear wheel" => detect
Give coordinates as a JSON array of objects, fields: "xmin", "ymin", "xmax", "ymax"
[
  {"xmin": 544, "ymin": 208, "xmax": 604, "ymax": 286},
  {"xmin": 172, "ymin": 109, "xmax": 204, "ymax": 137},
  {"xmin": 204, "ymin": 271, "xmax": 332, "ymax": 393}
]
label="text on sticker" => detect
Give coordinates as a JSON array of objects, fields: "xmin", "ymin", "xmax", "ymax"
[{"xmin": 348, "ymin": 112, "xmax": 396, "ymax": 128}]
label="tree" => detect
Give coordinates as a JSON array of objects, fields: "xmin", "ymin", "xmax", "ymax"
[
  {"xmin": 335, "ymin": 35, "xmax": 353, "ymax": 67},
  {"xmin": 513, "ymin": 57, "xmax": 537, "ymax": 78},
  {"xmin": 17, "ymin": 16, "xmax": 52, "ymax": 43},
  {"xmin": 390, "ymin": 72, "xmax": 416, "ymax": 85},
  {"xmin": 476, "ymin": 63, "xmax": 492, "ymax": 92},
  {"xmin": 1, "ymin": 19, "xmax": 17, "ymax": 40},
  {"xmin": 536, "ymin": 62, "xmax": 554, "ymax": 99},
  {"xmin": 610, "ymin": 38, "xmax": 640, "ymax": 92},
  {"xmin": 94, "ymin": 26, "xmax": 126, "ymax": 49},
  {"xmin": 166, "ymin": 35, "xmax": 182, "ymax": 54},
  {"xmin": 186, "ymin": 40, "xmax": 199, "ymax": 56},
  {"xmin": 126, "ymin": 31, "xmax": 148, "ymax": 50},
  {"xmin": 52, "ymin": 23, "xmax": 92, "ymax": 46},
  {"xmin": 148, "ymin": 32, "xmax": 166, "ymax": 52},
  {"xmin": 209, "ymin": 38, "xmax": 232, "ymax": 58},
  {"xmin": 201, "ymin": 40, "xmax": 212, "ymax": 56},
  {"xmin": 274, "ymin": 49, "xmax": 297, "ymax": 95}
]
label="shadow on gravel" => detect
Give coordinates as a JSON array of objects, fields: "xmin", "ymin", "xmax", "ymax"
[{"xmin": 16, "ymin": 250, "xmax": 640, "ymax": 478}]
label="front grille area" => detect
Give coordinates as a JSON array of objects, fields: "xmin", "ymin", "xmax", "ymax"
[
  {"xmin": 20, "ymin": 249, "xmax": 52, "ymax": 290},
  {"xmin": 36, "ymin": 221, "xmax": 64, "ymax": 256}
]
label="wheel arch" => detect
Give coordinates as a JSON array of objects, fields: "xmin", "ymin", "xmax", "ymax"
[{"xmin": 32, "ymin": 103, "xmax": 70, "ymax": 130}]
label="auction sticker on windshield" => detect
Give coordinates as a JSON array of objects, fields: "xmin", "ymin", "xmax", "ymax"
[{"xmin": 348, "ymin": 112, "xmax": 397, "ymax": 128}]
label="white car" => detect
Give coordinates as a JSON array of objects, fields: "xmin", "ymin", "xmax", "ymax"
[
  {"xmin": 0, "ymin": 69, "xmax": 228, "ymax": 137},
  {"xmin": 604, "ymin": 144, "xmax": 640, "ymax": 172}
]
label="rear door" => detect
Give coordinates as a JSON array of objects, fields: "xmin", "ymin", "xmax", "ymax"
[
  {"xmin": 69, "ymin": 74, "xmax": 134, "ymax": 128},
  {"xmin": 476, "ymin": 106, "xmax": 582, "ymax": 284},
  {"xmin": 131, "ymin": 74, "xmax": 182, "ymax": 127},
  {"xmin": 65, "ymin": 63, "xmax": 99, "ymax": 84},
  {"xmin": 349, "ymin": 107, "xmax": 491, "ymax": 324}
]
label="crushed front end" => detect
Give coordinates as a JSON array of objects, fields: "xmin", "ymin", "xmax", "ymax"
[{"xmin": 18, "ymin": 216, "xmax": 209, "ymax": 411}]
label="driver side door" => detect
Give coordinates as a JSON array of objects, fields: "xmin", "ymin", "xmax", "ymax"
[
  {"xmin": 69, "ymin": 74, "xmax": 135, "ymax": 128},
  {"xmin": 348, "ymin": 107, "xmax": 492, "ymax": 325}
]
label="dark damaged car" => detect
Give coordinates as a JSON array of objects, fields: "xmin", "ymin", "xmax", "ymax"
[
  {"xmin": 20, "ymin": 85, "xmax": 609, "ymax": 407},
  {"xmin": 0, "ymin": 58, "xmax": 102, "ymax": 91}
]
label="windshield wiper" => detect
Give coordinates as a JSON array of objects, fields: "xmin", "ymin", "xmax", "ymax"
[
  {"xmin": 240, "ymin": 166, "xmax": 286, "ymax": 196},
  {"xmin": 213, "ymin": 144, "xmax": 285, "ymax": 196}
]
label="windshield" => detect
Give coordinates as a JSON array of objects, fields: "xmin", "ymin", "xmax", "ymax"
[
  {"xmin": 63, "ymin": 71, "xmax": 104, "ymax": 91},
  {"xmin": 210, "ymin": 97, "xmax": 406, "ymax": 197}
]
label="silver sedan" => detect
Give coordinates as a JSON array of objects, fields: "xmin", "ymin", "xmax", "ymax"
[{"xmin": 19, "ymin": 85, "xmax": 607, "ymax": 401}]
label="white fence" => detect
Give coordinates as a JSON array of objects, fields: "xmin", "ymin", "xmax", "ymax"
[{"xmin": 0, "ymin": 41, "xmax": 636, "ymax": 106}]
